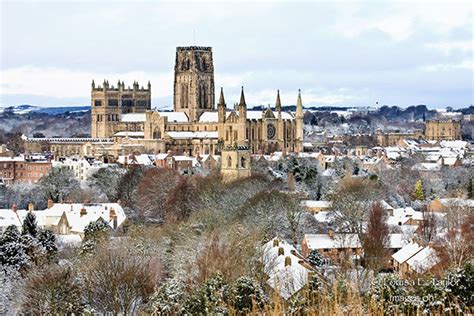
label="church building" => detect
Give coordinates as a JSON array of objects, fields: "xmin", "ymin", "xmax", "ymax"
[{"xmin": 90, "ymin": 46, "xmax": 304, "ymax": 156}]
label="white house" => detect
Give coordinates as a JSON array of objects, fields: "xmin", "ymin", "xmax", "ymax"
[{"xmin": 261, "ymin": 237, "xmax": 312, "ymax": 300}]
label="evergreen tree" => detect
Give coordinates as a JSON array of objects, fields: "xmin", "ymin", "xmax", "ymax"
[
  {"xmin": 83, "ymin": 217, "xmax": 111, "ymax": 240},
  {"xmin": 468, "ymin": 178, "xmax": 473, "ymax": 199},
  {"xmin": 0, "ymin": 226, "xmax": 30, "ymax": 271},
  {"xmin": 307, "ymin": 249, "xmax": 326, "ymax": 267},
  {"xmin": 1, "ymin": 225, "xmax": 21, "ymax": 244},
  {"xmin": 81, "ymin": 218, "xmax": 111, "ymax": 254},
  {"xmin": 412, "ymin": 179, "xmax": 425, "ymax": 201},
  {"xmin": 228, "ymin": 277, "xmax": 265, "ymax": 312},
  {"xmin": 37, "ymin": 229, "xmax": 58, "ymax": 257},
  {"xmin": 22, "ymin": 212, "xmax": 38, "ymax": 237}
]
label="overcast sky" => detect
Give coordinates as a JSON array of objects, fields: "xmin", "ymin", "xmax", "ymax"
[{"xmin": 1, "ymin": 0, "xmax": 473, "ymax": 109}]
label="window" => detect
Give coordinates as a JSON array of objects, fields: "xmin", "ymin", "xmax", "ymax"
[
  {"xmin": 108, "ymin": 99, "xmax": 118, "ymax": 106},
  {"xmin": 94, "ymin": 100, "xmax": 102, "ymax": 107},
  {"xmin": 122, "ymin": 99, "xmax": 133, "ymax": 107},
  {"xmin": 136, "ymin": 100, "xmax": 148, "ymax": 108},
  {"xmin": 227, "ymin": 156, "xmax": 232, "ymax": 168}
]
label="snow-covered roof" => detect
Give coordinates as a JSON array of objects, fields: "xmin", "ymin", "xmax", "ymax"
[
  {"xmin": 411, "ymin": 163, "xmax": 441, "ymax": 172},
  {"xmin": 440, "ymin": 157, "xmax": 460, "ymax": 166},
  {"xmin": 173, "ymin": 155, "xmax": 194, "ymax": 161},
  {"xmin": 134, "ymin": 154, "xmax": 154, "ymax": 165},
  {"xmin": 245, "ymin": 110, "xmax": 294, "ymax": 120},
  {"xmin": 158, "ymin": 111, "xmax": 189, "ymax": 123},
  {"xmin": 388, "ymin": 233, "xmax": 408, "ymax": 249},
  {"xmin": 387, "ymin": 207, "xmax": 423, "ymax": 226},
  {"xmin": 117, "ymin": 154, "xmax": 154, "ymax": 165},
  {"xmin": 44, "ymin": 203, "xmax": 126, "ymax": 234},
  {"xmin": 166, "ymin": 131, "xmax": 218, "ymax": 139},
  {"xmin": 121, "ymin": 113, "xmax": 146, "ymax": 122},
  {"xmin": 322, "ymin": 168, "xmax": 335, "ymax": 177},
  {"xmin": 262, "ymin": 237, "xmax": 310, "ymax": 300},
  {"xmin": 438, "ymin": 198, "xmax": 474, "ymax": 208},
  {"xmin": 406, "ymin": 247, "xmax": 440, "ymax": 274},
  {"xmin": 113, "ymin": 131, "xmax": 144, "ymax": 138},
  {"xmin": 303, "ymin": 200, "xmax": 332, "ymax": 209},
  {"xmin": 392, "ymin": 242, "xmax": 423, "ymax": 264},
  {"xmin": 198, "ymin": 111, "xmax": 232, "ymax": 122},
  {"xmin": 198, "ymin": 112, "xmax": 219, "ymax": 122},
  {"xmin": 380, "ymin": 200, "xmax": 394, "ymax": 210},
  {"xmin": 155, "ymin": 153, "xmax": 170, "ymax": 160},
  {"xmin": 440, "ymin": 140, "xmax": 468, "ymax": 149},
  {"xmin": 314, "ymin": 211, "xmax": 332, "ymax": 223},
  {"xmin": 0, "ymin": 156, "xmax": 25, "ymax": 162},
  {"xmin": 304, "ymin": 233, "xmax": 361, "ymax": 250},
  {"xmin": 0, "ymin": 208, "xmax": 26, "ymax": 228}
]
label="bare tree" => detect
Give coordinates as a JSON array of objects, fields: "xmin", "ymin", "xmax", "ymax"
[
  {"xmin": 420, "ymin": 206, "xmax": 437, "ymax": 243},
  {"xmin": 330, "ymin": 177, "xmax": 381, "ymax": 241},
  {"xmin": 82, "ymin": 244, "xmax": 162, "ymax": 314},
  {"xmin": 21, "ymin": 264, "xmax": 84, "ymax": 314},
  {"xmin": 363, "ymin": 202, "xmax": 389, "ymax": 272},
  {"xmin": 437, "ymin": 213, "xmax": 474, "ymax": 268},
  {"xmin": 135, "ymin": 168, "xmax": 180, "ymax": 222}
]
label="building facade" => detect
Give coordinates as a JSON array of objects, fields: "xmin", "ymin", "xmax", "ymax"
[
  {"xmin": 424, "ymin": 119, "xmax": 461, "ymax": 141},
  {"xmin": 26, "ymin": 46, "xmax": 304, "ymax": 160},
  {"xmin": 0, "ymin": 156, "xmax": 52, "ymax": 184}
]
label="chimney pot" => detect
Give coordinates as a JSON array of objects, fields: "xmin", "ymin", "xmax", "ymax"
[
  {"xmin": 273, "ymin": 239, "xmax": 279, "ymax": 247},
  {"xmin": 285, "ymin": 256, "xmax": 291, "ymax": 267},
  {"xmin": 28, "ymin": 202, "xmax": 34, "ymax": 212},
  {"xmin": 328, "ymin": 229, "xmax": 335, "ymax": 238},
  {"xmin": 47, "ymin": 199, "xmax": 54, "ymax": 209},
  {"xmin": 12, "ymin": 204, "xmax": 17, "ymax": 212},
  {"xmin": 278, "ymin": 247, "xmax": 284, "ymax": 256}
]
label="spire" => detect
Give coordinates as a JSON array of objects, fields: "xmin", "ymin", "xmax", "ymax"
[
  {"xmin": 218, "ymin": 87, "xmax": 226, "ymax": 107},
  {"xmin": 275, "ymin": 89, "xmax": 281, "ymax": 112},
  {"xmin": 147, "ymin": 80, "xmax": 151, "ymax": 89},
  {"xmin": 296, "ymin": 89, "xmax": 303, "ymax": 118},
  {"xmin": 297, "ymin": 89, "xmax": 302, "ymax": 107},
  {"xmin": 239, "ymin": 86, "xmax": 246, "ymax": 107},
  {"xmin": 91, "ymin": 80, "xmax": 95, "ymax": 89}
]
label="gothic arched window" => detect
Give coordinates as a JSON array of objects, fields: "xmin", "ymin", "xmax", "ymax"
[{"xmin": 153, "ymin": 129, "xmax": 161, "ymax": 139}]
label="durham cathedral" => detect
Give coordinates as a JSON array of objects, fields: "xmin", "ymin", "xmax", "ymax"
[
  {"xmin": 90, "ymin": 46, "xmax": 304, "ymax": 156},
  {"xmin": 26, "ymin": 46, "xmax": 304, "ymax": 178}
]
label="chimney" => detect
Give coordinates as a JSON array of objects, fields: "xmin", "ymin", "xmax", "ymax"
[
  {"xmin": 278, "ymin": 247, "xmax": 285, "ymax": 256},
  {"xmin": 47, "ymin": 199, "xmax": 54, "ymax": 209},
  {"xmin": 12, "ymin": 204, "xmax": 17, "ymax": 212},
  {"xmin": 328, "ymin": 229, "xmax": 335, "ymax": 238},
  {"xmin": 80, "ymin": 207, "xmax": 87, "ymax": 217},
  {"xmin": 110, "ymin": 208, "xmax": 118, "ymax": 229},
  {"xmin": 117, "ymin": 199, "xmax": 122, "ymax": 206},
  {"xmin": 273, "ymin": 239, "xmax": 279, "ymax": 247},
  {"xmin": 285, "ymin": 256, "xmax": 292, "ymax": 267},
  {"xmin": 28, "ymin": 202, "xmax": 34, "ymax": 212}
]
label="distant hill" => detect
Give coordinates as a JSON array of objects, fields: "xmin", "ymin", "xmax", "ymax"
[
  {"xmin": 0, "ymin": 105, "xmax": 90, "ymax": 115},
  {"xmin": 0, "ymin": 105, "xmax": 91, "ymax": 138}
]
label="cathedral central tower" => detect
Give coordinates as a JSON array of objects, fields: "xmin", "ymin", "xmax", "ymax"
[{"xmin": 173, "ymin": 46, "xmax": 215, "ymax": 122}]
